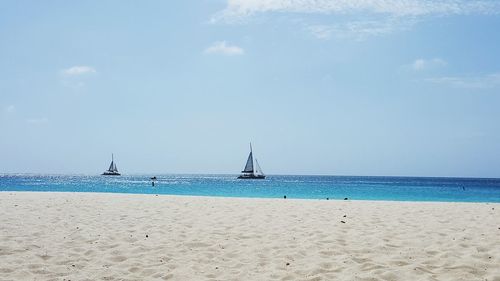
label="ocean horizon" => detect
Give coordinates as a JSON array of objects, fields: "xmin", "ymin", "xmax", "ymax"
[{"xmin": 2, "ymin": 174, "xmax": 500, "ymax": 203}]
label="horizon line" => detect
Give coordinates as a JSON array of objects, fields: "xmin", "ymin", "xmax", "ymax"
[{"xmin": 1, "ymin": 172, "xmax": 499, "ymax": 180}]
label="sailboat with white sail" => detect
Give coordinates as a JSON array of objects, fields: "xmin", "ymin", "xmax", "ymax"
[
  {"xmin": 102, "ymin": 154, "xmax": 121, "ymax": 176},
  {"xmin": 238, "ymin": 143, "xmax": 266, "ymax": 179}
]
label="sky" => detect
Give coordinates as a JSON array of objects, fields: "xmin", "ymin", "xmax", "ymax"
[{"xmin": 1, "ymin": 0, "xmax": 500, "ymax": 177}]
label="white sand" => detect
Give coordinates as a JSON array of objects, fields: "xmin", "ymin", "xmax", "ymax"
[{"xmin": 1, "ymin": 192, "xmax": 499, "ymax": 281}]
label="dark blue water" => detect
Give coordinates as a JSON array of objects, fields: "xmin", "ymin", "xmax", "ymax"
[{"xmin": 2, "ymin": 174, "xmax": 500, "ymax": 202}]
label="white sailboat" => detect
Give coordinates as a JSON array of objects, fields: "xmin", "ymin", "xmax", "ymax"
[
  {"xmin": 238, "ymin": 143, "xmax": 266, "ymax": 179},
  {"xmin": 102, "ymin": 154, "xmax": 121, "ymax": 176}
]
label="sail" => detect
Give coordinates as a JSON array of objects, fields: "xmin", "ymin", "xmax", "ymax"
[
  {"xmin": 108, "ymin": 161, "xmax": 114, "ymax": 172},
  {"xmin": 242, "ymin": 151, "xmax": 254, "ymax": 173},
  {"xmin": 113, "ymin": 163, "xmax": 118, "ymax": 172},
  {"xmin": 255, "ymin": 159, "xmax": 264, "ymax": 176}
]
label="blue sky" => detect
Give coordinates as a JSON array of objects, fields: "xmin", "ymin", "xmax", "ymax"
[{"xmin": 1, "ymin": 0, "xmax": 500, "ymax": 177}]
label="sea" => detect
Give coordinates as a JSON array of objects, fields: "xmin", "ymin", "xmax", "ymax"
[{"xmin": 1, "ymin": 174, "xmax": 500, "ymax": 203}]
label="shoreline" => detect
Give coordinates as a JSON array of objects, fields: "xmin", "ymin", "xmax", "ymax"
[
  {"xmin": 1, "ymin": 192, "xmax": 500, "ymax": 280},
  {"xmin": 2, "ymin": 190, "xmax": 500, "ymax": 204}
]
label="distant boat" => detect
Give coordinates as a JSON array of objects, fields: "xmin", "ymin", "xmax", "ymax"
[
  {"xmin": 102, "ymin": 154, "xmax": 121, "ymax": 176},
  {"xmin": 238, "ymin": 143, "xmax": 266, "ymax": 179}
]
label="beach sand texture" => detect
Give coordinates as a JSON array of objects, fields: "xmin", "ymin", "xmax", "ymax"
[{"xmin": 1, "ymin": 192, "xmax": 499, "ymax": 281}]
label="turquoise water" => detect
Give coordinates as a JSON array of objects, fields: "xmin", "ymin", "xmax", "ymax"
[{"xmin": 1, "ymin": 174, "xmax": 500, "ymax": 202}]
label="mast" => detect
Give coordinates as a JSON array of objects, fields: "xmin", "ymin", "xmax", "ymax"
[{"xmin": 250, "ymin": 143, "xmax": 254, "ymax": 176}]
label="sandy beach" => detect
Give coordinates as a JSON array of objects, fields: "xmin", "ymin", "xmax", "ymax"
[{"xmin": 1, "ymin": 192, "xmax": 499, "ymax": 281}]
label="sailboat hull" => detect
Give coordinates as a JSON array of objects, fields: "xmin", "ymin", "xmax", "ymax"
[
  {"xmin": 237, "ymin": 174, "xmax": 266, "ymax": 179},
  {"xmin": 102, "ymin": 172, "xmax": 121, "ymax": 176}
]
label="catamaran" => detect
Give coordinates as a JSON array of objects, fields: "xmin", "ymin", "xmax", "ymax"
[
  {"xmin": 102, "ymin": 154, "xmax": 121, "ymax": 176},
  {"xmin": 238, "ymin": 143, "xmax": 266, "ymax": 179}
]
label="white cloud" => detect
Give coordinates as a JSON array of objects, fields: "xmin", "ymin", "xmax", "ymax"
[
  {"xmin": 214, "ymin": 0, "xmax": 500, "ymax": 21},
  {"xmin": 4, "ymin": 105, "xmax": 15, "ymax": 114},
  {"xmin": 212, "ymin": 0, "xmax": 500, "ymax": 39},
  {"xmin": 426, "ymin": 73, "xmax": 500, "ymax": 89},
  {"xmin": 60, "ymin": 65, "xmax": 96, "ymax": 90},
  {"xmin": 308, "ymin": 17, "xmax": 415, "ymax": 40},
  {"xmin": 204, "ymin": 41, "xmax": 244, "ymax": 56},
  {"xmin": 411, "ymin": 58, "xmax": 447, "ymax": 71},
  {"xmin": 26, "ymin": 117, "xmax": 49, "ymax": 124},
  {"xmin": 62, "ymin": 66, "xmax": 96, "ymax": 76}
]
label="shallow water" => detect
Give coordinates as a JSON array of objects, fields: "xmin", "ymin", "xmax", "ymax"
[{"xmin": 2, "ymin": 174, "xmax": 500, "ymax": 202}]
